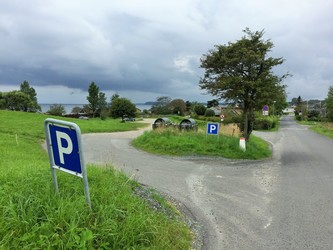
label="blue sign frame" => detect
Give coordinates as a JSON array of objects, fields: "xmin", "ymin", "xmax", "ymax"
[{"xmin": 44, "ymin": 118, "xmax": 91, "ymax": 208}]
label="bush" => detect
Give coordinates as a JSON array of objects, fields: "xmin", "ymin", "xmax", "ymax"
[
  {"xmin": 205, "ymin": 109, "xmax": 215, "ymax": 117},
  {"xmin": 47, "ymin": 104, "xmax": 66, "ymax": 116},
  {"xmin": 253, "ymin": 116, "xmax": 279, "ymax": 130},
  {"xmin": 193, "ymin": 104, "xmax": 206, "ymax": 116}
]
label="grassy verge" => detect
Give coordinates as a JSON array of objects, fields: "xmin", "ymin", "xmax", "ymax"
[
  {"xmin": 0, "ymin": 110, "xmax": 192, "ymax": 249},
  {"xmin": 298, "ymin": 120, "xmax": 333, "ymax": 139},
  {"xmin": 132, "ymin": 128, "xmax": 271, "ymax": 160}
]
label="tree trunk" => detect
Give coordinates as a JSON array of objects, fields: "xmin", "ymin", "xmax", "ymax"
[{"xmin": 243, "ymin": 109, "xmax": 253, "ymax": 141}]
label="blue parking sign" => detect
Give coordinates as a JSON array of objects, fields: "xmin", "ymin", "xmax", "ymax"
[
  {"xmin": 49, "ymin": 124, "xmax": 82, "ymax": 174},
  {"xmin": 44, "ymin": 118, "xmax": 91, "ymax": 208},
  {"xmin": 207, "ymin": 123, "xmax": 219, "ymax": 135}
]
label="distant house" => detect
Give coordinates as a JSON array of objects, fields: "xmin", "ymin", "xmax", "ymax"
[{"xmin": 283, "ymin": 107, "xmax": 295, "ymax": 114}]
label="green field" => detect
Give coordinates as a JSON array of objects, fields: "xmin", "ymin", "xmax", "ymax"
[{"xmin": 0, "ymin": 110, "xmax": 192, "ymax": 249}]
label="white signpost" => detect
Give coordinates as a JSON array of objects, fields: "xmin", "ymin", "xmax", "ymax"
[{"xmin": 44, "ymin": 118, "xmax": 91, "ymax": 208}]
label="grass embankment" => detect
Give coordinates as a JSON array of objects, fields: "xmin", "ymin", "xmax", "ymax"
[
  {"xmin": 0, "ymin": 110, "xmax": 192, "ymax": 249},
  {"xmin": 298, "ymin": 120, "xmax": 333, "ymax": 138},
  {"xmin": 133, "ymin": 120, "xmax": 271, "ymax": 160}
]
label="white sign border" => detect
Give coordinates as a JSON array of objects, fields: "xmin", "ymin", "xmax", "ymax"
[{"xmin": 44, "ymin": 118, "xmax": 91, "ymax": 208}]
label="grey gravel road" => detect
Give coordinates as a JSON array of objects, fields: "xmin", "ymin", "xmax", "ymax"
[{"xmin": 83, "ymin": 116, "xmax": 333, "ymax": 250}]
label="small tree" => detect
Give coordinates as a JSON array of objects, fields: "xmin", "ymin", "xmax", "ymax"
[
  {"xmin": 19, "ymin": 80, "xmax": 40, "ymax": 112},
  {"xmin": 4, "ymin": 91, "xmax": 31, "ymax": 111},
  {"xmin": 87, "ymin": 82, "xmax": 99, "ymax": 117},
  {"xmin": 109, "ymin": 95, "xmax": 136, "ymax": 119},
  {"xmin": 207, "ymin": 99, "xmax": 219, "ymax": 108},
  {"xmin": 168, "ymin": 99, "xmax": 186, "ymax": 115},
  {"xmin": 47, "ymin": 104, "xmax": 66, "ymax": 116},
  {"xmin": 193, "ymin": 104, "xmax": 206, "ymax": 116},
  {"xmin": 150, "ymin": 96, "xmax": 172, "ymax": 115},
  {"xmin": 325, "ymin": 86, "xmax": 333, "ymax": 121},
  {"xmin": 71, "ymin": 106, "xmax": 83, "ymax": 114}
]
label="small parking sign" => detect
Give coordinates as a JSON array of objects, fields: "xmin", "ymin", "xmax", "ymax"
[{"xmin": 207, "ymin": 123, "xmax": 219, "ymax": 135}]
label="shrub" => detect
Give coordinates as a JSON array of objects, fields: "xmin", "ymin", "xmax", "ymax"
[
  {"xmin": 253, "ymin": 116, "xmax": 279, "ymax": 130},
  {"xmin": 193, "ymin": 104, "xmax": 206, "ymax": 116},
  {"xmin": 47, "ymin": 104, "xmax": 66, "ymax": 116},
  {"xmin": 205, "ymin": 109, "xmax": 215, "ymax": 117}
]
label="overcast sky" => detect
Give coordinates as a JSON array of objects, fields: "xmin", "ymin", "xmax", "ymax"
[{"xmin": 0, "ymin": 0, "xmax": 332, "ymax": 104}]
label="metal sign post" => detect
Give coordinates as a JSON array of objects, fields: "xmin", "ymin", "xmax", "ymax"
[{"xmin": 44, "ymin": 118, "xmax": 91, "ymax": 209}]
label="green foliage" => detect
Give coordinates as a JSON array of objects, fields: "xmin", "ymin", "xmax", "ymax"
[
  {"xmin": 0, "ymin": 81, "xmax": 40, "ymax": 112},
  {"xmin": 168, "ymin": 98, "xmax": 186, "ymax": 115},
  {"xmin": 132, "ymin": 128, "xmax": 271, "ymax": 159},
  {"xmin": 199, "ymin": 28, "xmax": 288, "ymax": 140},
  {"xmin": 204, "ymin": 109, "xmax": 215, "ymax": 117},
  {"xmin": 193, "ymin": 103, "xmax": 206, "ymax": 116},
  {"xmin": 86, "ymin": 82, "xmax": 100, "ymax": 117},
  {"xmin": 19, "ymin": 80, "xmax": 40, "ymax": 112},
  {"xmin": 253, "ymin": 115, "xmax": 279, "ymax": 130},
  {"xmin": 47, "ymin": 104, "xmax": 66, "ymax": 116},
  {"xmin": 207, "ymin": 99, "xmax": 219, "ymax": 108},
  {"xmin": 0, "ymin": 110, "xmax": 192, "ymax": 249},
  {"xmin": 150, "ymin": 96, "xmax": 172, "ymax": 115},
  {"xmin": 325, "ymin": 85, "xmax": 333, "ymax": 121},
  {"xmin": 109, "ymin": 95, "xmax": 136, "ymax": 119}
]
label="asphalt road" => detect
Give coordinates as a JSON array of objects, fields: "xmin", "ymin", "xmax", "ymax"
[{"xmin": 83, "ymin": 116, "xmax": 333, "ymax": 250}]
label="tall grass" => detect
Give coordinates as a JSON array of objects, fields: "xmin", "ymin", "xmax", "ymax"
[
  {"xmin": 0, "ymin": 110, "xmax": 192, "ymax": 249},
  {"xmin": 299, "ymin": 120, "xmax": 333, "ymax": 139},
  {"xmin": 132, "ymin": 128, "xmax": 271, "ymax": 160}
]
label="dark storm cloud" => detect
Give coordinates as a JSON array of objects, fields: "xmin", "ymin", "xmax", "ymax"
[{"xmin": 1, "ymin": 0, "xmax": 333, "ymax": 103}]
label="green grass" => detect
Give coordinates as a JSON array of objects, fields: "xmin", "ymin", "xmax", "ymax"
[
  {"xmin": 0, "ymin": 110, "xmax": 147, "ymax": 139},
  {"xmin": 132, "ymin": 128, "xmax": 271, "ymax": 160},
  {"xmin": 298, "ymin": 120, "xmax": 333, "ymax": 139},
  {"xmin": 0, "ymin": 110, "xmax": 192, "ymax": 249}
]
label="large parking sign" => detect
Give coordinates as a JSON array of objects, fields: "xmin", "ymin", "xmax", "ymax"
[{"xmin": 44, "ymin": 118, "xmax": 91, "ymax": 208}]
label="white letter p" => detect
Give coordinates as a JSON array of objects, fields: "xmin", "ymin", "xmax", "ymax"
[{"xmin": 56, "ymin": 131, "xmax": 73, "ymax": 164}]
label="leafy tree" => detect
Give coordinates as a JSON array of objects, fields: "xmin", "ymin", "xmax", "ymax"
[
  {"xmin": 168, "ymin": 99, "xmax": 186, "ymax": 115},
  {"xmin": 0, "ymin": 92, "xmax": 6, "ymax": 109},
  {"xmin": 199, "ymin": 28, "xmax": 288, "ymax": 140},
  {"xmin": 205, "ymin": 109, "xmax": 215, "ymax": 117},
  {"xmin": 193, "ymin": 103, "xmax": 206, "ymax": 116},
  {"xmin": 294, "ymin": 96, "xmax": 307, "ymax": 120},
  {"xmin": 325, "ymin": 85, "xmax": 333, "ymax": 121},
  {"xmin": 71, "ymin": 106, "xmax": 83, "ymax": 114},
  {"xmin": 150, "ymin": 96, "xmax": 172, "ymax": 115},
  {"xmin": 47, "ymin": 104, "xmax": 66, "ymax": 116},
  {"xmin": 98, "ymin": 91, "xmax": 108, "ymax": 119},
  {"xmin": 185, "ymin": 101, "xmax": 192, "ymax": 113},
  {"xmin": 19, "ymin": 80, "xmax": 40, "ymax": 112},
  {"xmin": 87, "ymin": 82, "xmax": 100, "ymax": 117},
  {"xmin": 207, "ymin": 99, "xmax": 219, "ymax": 108},
  {"xmin": 109, "ymin": 95, "xmax": 136, "ymax": 119},
  {"xmin": 3, "ymin": 91, "xmax": 31, "ymax": 111}
]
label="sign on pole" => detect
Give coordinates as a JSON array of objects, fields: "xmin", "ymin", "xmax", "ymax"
[
  {"xmin": 44, "ymin": 118, "xmax": 91, "ymax": 208},
  {"xmin": 207, "ymin": 123, "xmax": 219, "ymax": 135},
  {"xmin": 207, "ymin": 123, "xmax": 219, "ymax": 141},
  {"xmin": 262, "ymin": 105, "xmax": 269, "ymax": 116}
]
